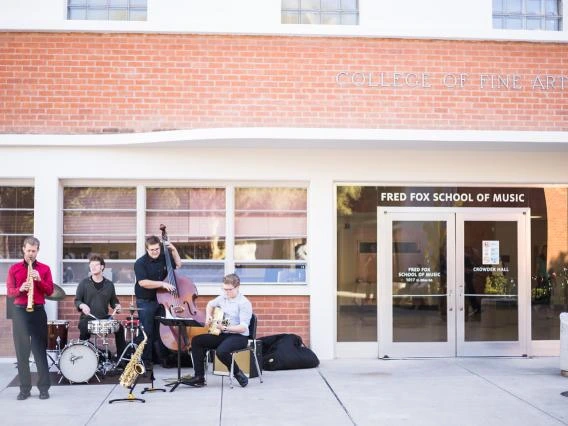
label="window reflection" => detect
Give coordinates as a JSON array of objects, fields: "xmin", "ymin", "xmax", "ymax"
[
  {"xmin": 532, "ymin": 188, "xmax": 568, "ymax": 339},
  {"xmin": 0, "ymin": 186, "xmax": 34, "ymax": 260},
  {"xmin": 336, "ymin": 191, "xmax": 377, "ymax": 342},
  {"xmin": 392, "ymin": 221, "xmax": 447, "ymax": 343},
  {"xmin": 463, "ymin": 221, "xmax": 518, "ymax": 342}
]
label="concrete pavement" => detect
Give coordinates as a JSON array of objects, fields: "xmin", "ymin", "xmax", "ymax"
[{"xmin": 0, "ymin": 357, "xmax": 567, "ymax": 426}]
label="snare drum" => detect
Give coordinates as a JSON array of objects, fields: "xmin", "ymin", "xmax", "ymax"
[
  {"xmin": 88, "ymin": 319, "xmax": 120, "ymax": 335},
  {"xmin": 122, "ymin": 318, "xmax": 140, "ymax": 328},
  {"xmin": 47, "ymin": 320, "xmax": 69, "ymax": 351},
  {"xmin": 59, "ymin": 340, "xmax": 99, "ymax": 383}
]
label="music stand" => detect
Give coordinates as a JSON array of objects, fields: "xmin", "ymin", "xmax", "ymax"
[
  {"xmin": 156, "ymin": 316, "xmax": 202, "ymax": 392},
  {"xmin": 141, "ymin": 369, "xmax": 166, "ymax": 394}
]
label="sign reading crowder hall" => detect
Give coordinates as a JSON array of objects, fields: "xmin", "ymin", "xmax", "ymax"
[{"xmin": 336, "ymin": 72, "xmax": 568, "ymax": 91}]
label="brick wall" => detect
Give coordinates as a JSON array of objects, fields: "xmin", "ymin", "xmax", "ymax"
[
  {"xmin": 1, "ymin": 33, "xmax": 567, "ymax": 134},
  {"xmin": 0, "ymin": 295, "xmax": 309, "ymax": 356}
]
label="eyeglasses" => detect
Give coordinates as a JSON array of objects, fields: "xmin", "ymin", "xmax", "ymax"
[
  {"xmin": 223, "ymin": 286, "xmax": 236, "ymax": 292},
  {"xmin": 148, "ymin": 248, "xmax": 160, "ymax": 252}
]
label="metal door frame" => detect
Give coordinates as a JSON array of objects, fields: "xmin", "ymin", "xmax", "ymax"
[{"xmin": 378, "ymin": 207, "xmax": 529, "ymax": 358}]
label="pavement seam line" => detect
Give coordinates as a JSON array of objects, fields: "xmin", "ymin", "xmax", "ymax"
[
  {"xmin": 457, "ymin": 362, "xmax": 568, "ymax": 426},
  {"xmin": 85, "ymin": 383, "xmax": 119, "ymax": 425},
  {"xmin": 219, "ymin": 376, "xmax": 224, "ymax": 426},
  {"xmin": 318, "ymin": 369, "xmax": 357, "ymax": 426}
]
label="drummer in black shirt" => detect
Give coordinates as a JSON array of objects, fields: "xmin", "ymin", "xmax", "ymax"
[
  {"xmin": 74, "ymin": 254, "xmax": 126, "ymax": 359},
  {"xmin": 134, "ymin": 235, "xmax": 179, "ymax": 369}
]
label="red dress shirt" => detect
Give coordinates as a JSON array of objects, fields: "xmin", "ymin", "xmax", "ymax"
[{"xmin": 6, "ymin": 260, "xmax": 55, "ymax": 306}]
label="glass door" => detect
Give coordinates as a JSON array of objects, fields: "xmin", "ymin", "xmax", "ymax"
[
  {"xmin": 378, "ymin": 209, "xmax": 455, "ymax": 358},
  {"xmin": 456, "ymin": 210, "xmax": 529, "ymax": 356},
  {"xmin": 378, "ymin": 208, "xmax": 529, "ymax": 358}
]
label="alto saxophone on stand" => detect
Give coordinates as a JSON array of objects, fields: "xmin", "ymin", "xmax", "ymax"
[
  {"xmin": 25, "ymin": 260, "xmax": 34, "ymax": 312},
  {"xmin": 119, "ymin": 326, "xmax": 147, "ymax": 388},
  {"xmin": 109, "ymin": 326, "xmax": 147, "ymax": 404}
]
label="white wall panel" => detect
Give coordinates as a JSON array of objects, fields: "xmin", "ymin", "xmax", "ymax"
[
  {"xmin": 1, "ymin": 0, "xmax": 565, "ymax": 42},
  {"xmin": 2, "ymin": 136, "xmax": 568, "ymax": 358}
]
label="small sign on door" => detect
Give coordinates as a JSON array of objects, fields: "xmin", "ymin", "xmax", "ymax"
[{"xmin": 482, "ymin": 240, "xmax": 500, "ymax": 265}]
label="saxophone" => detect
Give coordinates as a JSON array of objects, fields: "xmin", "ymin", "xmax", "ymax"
[
  {"xmin": 119, "ymin": 326, "xmax": 147, "ymax": 388},
  {"xmin": 25, "ymin": 260, "xmax": 34, "ymax": 312}
]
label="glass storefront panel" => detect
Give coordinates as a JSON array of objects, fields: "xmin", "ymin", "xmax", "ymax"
[
  {"xmin": 463, "ymin": 221, "xmax": 518, "ymax": 342},
  {"xmin": 337, "ymin": 185, "xmax": 568, "ymax": 343},
  {"xmin": 337, "ymin": 187, "xmax": 377, "ymax": 341},
  {"xmin": 392, "ymin": 220, "xmax": 447, "ymax": 343},
  {"xmin": 531, "ymin": 188, "xmax": 568, "ymax": 340}
]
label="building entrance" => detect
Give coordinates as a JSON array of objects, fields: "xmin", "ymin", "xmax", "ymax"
[{"xmin": 378, "ymin": 208, "xmax": 529, "ymax": 358}]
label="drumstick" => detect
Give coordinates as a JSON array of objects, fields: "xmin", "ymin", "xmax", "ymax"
[{"xmin": 88, "ymin": 313, "xmax": 99, "ymax": 320}]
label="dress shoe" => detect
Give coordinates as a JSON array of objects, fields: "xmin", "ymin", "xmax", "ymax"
[
  {"xmin": 183, "ymin": 375, "xmax": 205, "ymax": 387},
  {"xmin": 16, "ymin": 391, "xmax": 30, "ymax": 401},
  {"xmin": 234, "ymin": 371, "xmax": 248, "ymax": 388},
  {"xmin": 39, "ymin": 390, "xmax": 50, "ymax": 400}
]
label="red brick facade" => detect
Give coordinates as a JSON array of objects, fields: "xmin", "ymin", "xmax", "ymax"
[
  {"xmin": 1, "ymin": 33, "xmax": 567, "ymax": 134},
  {"xmin": 0, "ymin": 295, "xmax": 309, "ymax": 356}
]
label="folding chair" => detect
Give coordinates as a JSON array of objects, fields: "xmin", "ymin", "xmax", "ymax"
[{"xmin": 226, "ymin": 313, "xmax": 263, "ymax": 388}]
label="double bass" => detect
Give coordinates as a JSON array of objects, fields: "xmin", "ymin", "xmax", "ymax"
[{"xmin": 156, "ymin": 224, "xmax": 207, "ymax": 351}]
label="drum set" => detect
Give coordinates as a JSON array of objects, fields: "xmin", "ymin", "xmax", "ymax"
[{"xmin": 46, "ymin": 306, "xmax": 143, "ymax": 384}]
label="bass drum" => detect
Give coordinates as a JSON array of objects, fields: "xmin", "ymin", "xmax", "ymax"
[{"xmin": 59, "ymin": 340, "xmax": 99, "ymax": 383}]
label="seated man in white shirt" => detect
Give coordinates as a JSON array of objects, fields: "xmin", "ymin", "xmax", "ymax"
[{"xmin": 186, "ymin": 273, "xmax": 252, "ymax": 388}]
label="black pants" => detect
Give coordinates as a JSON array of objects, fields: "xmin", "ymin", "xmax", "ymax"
[
  {"xmin": 191, "ymin": 333, "xmax": 248, "ymax": 377},
  {"xmin": 135, "ymin": 299, "xmax": 170, "ymax": 363},
  {"xmin": 12, "ymin": 305, "xmax": 50, "ymax": 393},
  {"xmin": 78, "ymin": 318, "xmax": 126, "ymax": 358}
]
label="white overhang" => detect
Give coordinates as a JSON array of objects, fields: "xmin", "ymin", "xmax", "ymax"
[{"xmin": 1, "ymin": 128, "xmax": 567, "ymax": 151}]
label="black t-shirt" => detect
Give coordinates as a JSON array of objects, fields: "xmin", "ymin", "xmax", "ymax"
[{"xmin": 134, "ymin": 252, "xmax": 168, "ymax": 300}]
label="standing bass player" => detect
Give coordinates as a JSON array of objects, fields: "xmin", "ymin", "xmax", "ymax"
[
  {"xmin": 134, "ymin": 235, "xmax": 180, "ymax": 370},
  {"xmin": 6, "ymin": 236, "xmax": 54, "ymax": 400}
]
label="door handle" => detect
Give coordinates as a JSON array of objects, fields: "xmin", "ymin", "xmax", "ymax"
[{"xmin": 457, "ymin": 285, "xmax": 464, "ymax": 311}]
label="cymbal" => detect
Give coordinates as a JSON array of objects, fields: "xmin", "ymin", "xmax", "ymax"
[
  {"xmin": 46, "ymin": 284, "xmax": 66, "ymax": 301},
  {"xmin": 127, "ymin": 307, "xmax": 145, "ymax": 312}
]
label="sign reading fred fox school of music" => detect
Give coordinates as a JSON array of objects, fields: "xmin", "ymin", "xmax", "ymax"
[
  {"xmin": 336, "ymin": 71, "xmax": 568, "ymax": 91},
  {"xmin": 374, "ymin": 187, "xmax": 545, "ymax": 208}
]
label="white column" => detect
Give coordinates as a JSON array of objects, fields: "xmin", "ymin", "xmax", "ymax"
[
  {"xmin": 136, "ymin": 185, "xmax": 146, "ymax": 257},
  {"xmin": 34, "ymin": 174, "xmax": 61, "ymax": 320},
  {"xmin": 308, "ymin": 177, "xmax": 335, "ymax": 360}
]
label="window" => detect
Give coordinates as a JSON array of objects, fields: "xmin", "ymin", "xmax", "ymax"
[
  {"xmin": 67, "ymin": 0, "xmax": 147, "ymax": 21},
  {"xmin": 146, "ymin": 187, "xmax": 226, "ymax": 284},
  {"xmin": 493, "ymin": 0, "xmax": 562, "ymax": 30},
  {"xmin": 62, "ymin": 187, "xmax": 137, "ymax": 284},
  {"xmin": 234, "ymin": 187, "xmax": 307, "ymax": 283},
  {"xmin": 62, "ymin": 185, "xmax": 307, "ymax": 286},
  {"xmin": 282, "ymin": 0, "xmax": 359, "ymax": 25},
  {"xmin": 0, "ymin": 186, "xmax": 34, "ymax": 282}
]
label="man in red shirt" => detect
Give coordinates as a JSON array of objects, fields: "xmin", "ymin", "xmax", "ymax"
[{"xmin": 6, "ymin": 236, "xmax": 54, "ymax": 400}]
